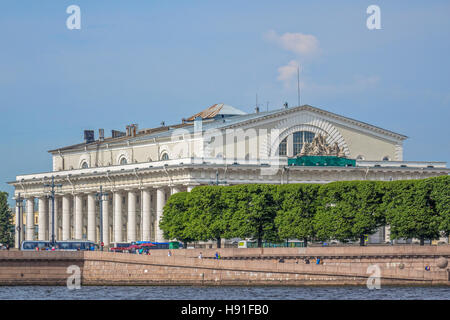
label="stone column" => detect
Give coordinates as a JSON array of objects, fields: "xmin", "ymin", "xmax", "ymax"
[
  {"xmin": 142, "ymin": 189, "xmax": 151, "ymax": 241},
  {"xmin": 62, "ymin": 195, "xmax": 71, "ymax": 240},
  {"xmin": 38, "ymin": 197, "xmax": 48, "ymax": 241},
  {"xmin": 287, "ymin": 134, "xmax": 294, "ymax": 157},
  {"xmin": 48, "ymin": 197, "xmax": 58, "ymax": 242},
  {"xmin": 14, "ymin": 205, "xmax": 23, "ymax": 248},
  {"xmin": 26, "ymin": 198, "xmax": 35, "ymax": 240},
  {"xmin": 114, "ymin": 192, "xmax": 123, "ymax": 243},
  {"xmin": 102, "ymin": 196, "xmax": 110, "ymax": 247},
  {"xmin": 127, "ymin": 191, "xmax": 137, "ymax": 243},
  {"xmin": 155, "ymin": 188, "xmax": 166, "ymax": 242},
  {"xmin": 87, "ymin": 193, "xmax": 96, "ymax": 242},
  {"xmin": 74, "ymin": 194, "xmax": 83, "ymax": 240},
  {"xmin": 171, "ymin": 186, "xmax": 181, "ymax": 195}
]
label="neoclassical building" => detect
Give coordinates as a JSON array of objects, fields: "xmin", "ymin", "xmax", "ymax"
[{"xmin": 10, "ymin": 104, "xmax": 449, "ymax": 248}]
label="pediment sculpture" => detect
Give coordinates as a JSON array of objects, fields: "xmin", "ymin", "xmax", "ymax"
[{"xmin": 298, "ymin": 134, "xmax": 345, "ymax": 157}]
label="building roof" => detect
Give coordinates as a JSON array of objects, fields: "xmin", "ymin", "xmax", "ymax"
[
  {"xmin": 185, "ymin": 103, "xmax": 247, "ymax": 121},
  {"xmin": 48, "ymin": 104, "xmax": 408, "ymax": 154}
]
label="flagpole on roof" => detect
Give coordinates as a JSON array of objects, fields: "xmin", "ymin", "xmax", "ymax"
[{"xmin": 297, "ymin": 66, "xmax": 301, "ymax": 107}]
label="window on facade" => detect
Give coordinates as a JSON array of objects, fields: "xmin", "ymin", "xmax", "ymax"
[
  {"xmin": 81, "ymin": 162, "xmax": 88, "ymax": 169},
  {"xmin": 278, "ymin": 137, "xmax": 287, "ymax": 156},
  {"xmin": 120, "ymin": 157, "xmax": 127, "ymax": 165},
  {"xmin": 293, "ymin": 131, "xmax": 315, "ymax": 156},
  {"xmin": 382, "ymin": 156, "xmax": 390, "ymax": 161},
  {"xmin": 161, "ymin": 153, "xmax": 169, "ymax": 161}
]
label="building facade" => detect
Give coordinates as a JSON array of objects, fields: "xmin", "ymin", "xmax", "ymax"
[{"xmin": 9, "ymin": 104, "xmax": 449, "ymax": 248}]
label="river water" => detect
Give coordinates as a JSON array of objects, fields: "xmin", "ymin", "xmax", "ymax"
[{"xmin": 0, "ymin": 286, "xmax": 449, "ymax": 300}]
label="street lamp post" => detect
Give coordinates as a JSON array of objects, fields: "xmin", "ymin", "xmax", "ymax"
[
  {"xmin": 95, "ymin": 186, "xmax": 108, "ymax": 251},
  {"xmin": 209, "ymin": 170, "xmax": 227, "ymax": 186},
  {"xmin": 44, "ymin": 176, "xmax": 62, "ymax": 246},
  {"xmin": 15, "ymin": 193, "xmax": 24, "ymax": 250}
]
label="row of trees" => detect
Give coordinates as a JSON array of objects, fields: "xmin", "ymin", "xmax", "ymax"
[
  {"xmin": 160, "ymin": 175, "xmax": 449, "ymax": 247},
  {"xmin": 0, "ymin": 192, "xmax": 14, "ymax": 247}
]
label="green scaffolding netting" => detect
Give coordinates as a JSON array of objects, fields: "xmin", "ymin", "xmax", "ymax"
[{"xmin": 288, "ymin": 156, "xmax": 356, "ymax": 167}]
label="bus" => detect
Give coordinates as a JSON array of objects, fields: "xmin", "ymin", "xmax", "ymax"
[
  {"xmin": 56, "ymin": 240, "xmax": 98, "ymax": 251},
  {"xmin": 21, "ymin": 240, "xmax": 97, "ymax": 251},
  {"xmin": 238, "ymin": 240, "xmax": 306, "ymax": 248},
  {"xmin": 133, "ymin": 241, "xmax": 183, "ymax": 249},
  {"xmin": 21, "ymin": 240, "xmax": 51, "ymax": 251}
]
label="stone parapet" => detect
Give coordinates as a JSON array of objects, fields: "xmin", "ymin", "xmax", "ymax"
[{"xmin": 1, "ymin": 246, "xmax": 449, "ymax": 286}]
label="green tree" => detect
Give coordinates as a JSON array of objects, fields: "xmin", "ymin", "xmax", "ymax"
[
  {"xmin": 314, "ymin": 181, "xmax": 385, "ymax": 245},
  {"xmin": 160, "ymin": 192, "xmax": 193, "ymax": 247},
  {"xmin": 0, "ymin": 192, "xmax": 13, "ymax": 247},
  {"xmin": 274, "ymin": 184, "xmax": 320, "ymax": 247},
  {"xmin": 427, "ymin": 175, "xmax": 450, "ymax": 237},
  {"xmin": 385, "ymin": 179, "xmax": 441, "ymax": 245},
  {"xmin": 186, "ymin": 186, "xmax": 228, "ymax": 248},
  {"xmin": 223, "ymin": 184, "xmax": 279, "ymax": 248}
]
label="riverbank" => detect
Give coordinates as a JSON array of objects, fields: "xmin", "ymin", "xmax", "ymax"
[{"xmin": 1, "ymin": 246, "xmax": 449, "ymax": 286}]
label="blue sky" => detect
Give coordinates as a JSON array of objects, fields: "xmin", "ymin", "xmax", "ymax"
[{"xmin": 1, "ymin": 1, "xmax": 449, "ymax": 204}]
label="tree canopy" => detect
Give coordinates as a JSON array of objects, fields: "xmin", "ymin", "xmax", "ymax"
[
  {"xmin": 0, "ymin": 192, "xmax": 13, "ymax": 247},
  {"xmin": 160, "ymin": 176, "xmax": 450, "ymax": 247}
]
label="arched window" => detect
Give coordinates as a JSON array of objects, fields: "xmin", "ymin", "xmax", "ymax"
[
  {"xmin": 161, "ymin": 153, "xmax": 169, "ymax": 161},
  {"xmin": 382, "ymin": 156, "xmax": 390, "ymax": 161},
  {"xmin": 293, "ymin": 131, "xmax": 315, "ymax": 156},
  {"xmin": 278, "ymin": 137, "xmax": 287, "ymax": 156},
  {"xmin": 81, "ymin": 161, "xmax": 89, "ymax": 169},
  {"xmin": 356, "ymin": 155, "xmax": 364, "ymax": 160},
  {"xmin": 119, "ymin": 157, "xmax": 127, "ymax": 165}
]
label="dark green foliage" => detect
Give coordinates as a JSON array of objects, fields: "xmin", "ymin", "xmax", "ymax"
[
  {"xmin": 159, "ymin": 176, "xmax": 450, "ymax": 246},
  {"xmin": 385, "ymin": 179, "xmax": 442, "ymax": 245},
  {"xmin": 186, "ymin": 186, "xmax": 229, "ymax": 247},
  {"xmin": 160, "ymin": 192, "xmax": 193, "ymax": 246},
  {"xmin": 0, "ymin": 192, "xmax": 13, "ymax": 247},
  {"xmin": 314, "ymin": 181, "xmax": 385, "ymax": 245},
  {"xmin": 275, "ymin": 184, "xmax": 320, "ymax": 246},
  {"xmin": 428, "ymin": 175, "xmax": 450, "ymax": 236},
  {"xmin": 221, "ymin": 185, "xmax": 279, "ymax": 247}
]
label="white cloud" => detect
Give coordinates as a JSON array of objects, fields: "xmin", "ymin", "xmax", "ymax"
[
  {"xmin": 265, "ymin": 30, "xmax": 320, "ymax": 56},
  {"xmin": 277, "ymin": 60, "xmax": 300, "ymax": 88}
]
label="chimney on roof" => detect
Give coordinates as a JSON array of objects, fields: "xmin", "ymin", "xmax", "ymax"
[
  {"xmin": 125, "ymin": 124, "xmax": 138, "ymax": 137},
  {"xmin": 99, "ymin": 129, "xmax": 105, "ymax": 141},
  {"xmin": 84, "ymin": 130, "xmax": 95, "ymax": 144},
  {"xmin": 112, "ymin": 130, "xmax": 126, "ymax": 138},
  {"xmin": 194, "ymin": 116, "xmax": 202, "ymax": 133}
]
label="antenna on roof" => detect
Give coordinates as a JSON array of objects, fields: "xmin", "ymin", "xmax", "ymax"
[
  {"xmin": 297, "ymin": 66, "xmax": 301, "ymax": 107},
  {"xmin": 255, "ymin": 93, "xmax": 260, "ymax": 113}
]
